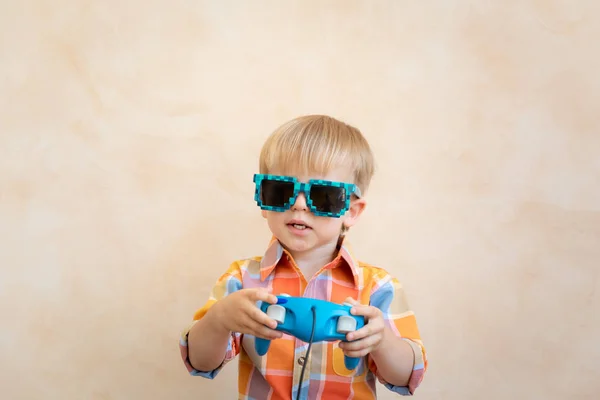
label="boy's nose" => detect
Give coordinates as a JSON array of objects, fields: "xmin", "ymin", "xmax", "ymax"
[{"xmin": 291, "ymin": 192, "xmax": 308, "ymax": 211}]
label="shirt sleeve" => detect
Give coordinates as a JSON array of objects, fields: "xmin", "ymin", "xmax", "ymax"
[
  {"xmin": 179, "ymin": 261, "xmax": 244, "ymax": 379},
  {"xmin": 366, "ymin": 271, "xmax": 427, "ymax": 395}
]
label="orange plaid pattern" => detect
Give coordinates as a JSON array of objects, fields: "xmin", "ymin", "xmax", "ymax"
[{"xmin": 180, "ymin": 237, "xmax": 427, "ymax": 399}]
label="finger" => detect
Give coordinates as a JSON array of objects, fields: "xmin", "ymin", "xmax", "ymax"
[
  {"xmin": 346, "ymin": 324, "xmax": 371, "ymax": 342},
  {"xmin": 237, "ymin": 315, "xmax": 277, "ymax": 339},
  {"xmin": 350, "ymin": 304, "xmax": 380, "ymax": 319},
  {"xmin": 340, "ymin": 335, "xmax": 381, "ymax": 357},
  {"xmin": 246, "ymin": 303, "xmax": 279, "ymax": 329},
  {"xmin": 340, "ymin": 334, "xmax": 376, "ymax": 352},
  {"xmin": 344, "ymin": 297, "xmax": 359, "ymax": 305},
  {"xmin": 252, "ymin": 288, "xmax": 279, "ymax": 305},
  {"xmin": 343, "ymin": 346, "xmax": 373, "ymax": 358},
  {"xmin": 345, "ymin": 299, "xmax": 376, "ymax": 320},
  {"xmin": 339, "ymin": 341, "xmax": 369, "ymax": 358},
  {"xmin": 346, "ymin": 319, "xmax": 384, "ymax": 341},
  {"xmin": 245, "ymin": 318, "xmax": 283, "ymax": 340},
  {"xmin": 346, "ymin": 321, "xmax": 380, "ymax": 341}
]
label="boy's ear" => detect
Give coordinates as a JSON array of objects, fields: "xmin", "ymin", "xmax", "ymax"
[
  {"xmin": 343, "ymin": 198, "xmax": 367, "ymax": 229},
  {"xmin": 261, "ymin": 209, "xmax": 268, "ymax": 219}
]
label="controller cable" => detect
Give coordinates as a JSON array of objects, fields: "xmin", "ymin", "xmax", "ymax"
[{"xmin": 296, "ymin": 306, "xmax": 316, "ymax": 400}]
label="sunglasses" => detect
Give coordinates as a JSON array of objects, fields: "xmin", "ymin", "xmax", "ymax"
[{"xmin": 253, "ymin": 174, "xmax": 361, "ymax": 218}]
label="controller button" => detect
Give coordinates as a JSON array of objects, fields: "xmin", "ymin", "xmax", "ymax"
[
  {"xmin": 266, "ymin": 304, "xmax": 286, "ymax": 324},
  {"xmin": 337, "ymin": 316, "xmax": 357, "ymax": 333},
  {"xmin": 280, "ymin": 293, "xmax": 291, "ymax": 297}
]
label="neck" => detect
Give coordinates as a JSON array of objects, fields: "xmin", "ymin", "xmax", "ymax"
[{"xmin": 288, "ymin": 239, "xmax": 341, "ymax": 281}]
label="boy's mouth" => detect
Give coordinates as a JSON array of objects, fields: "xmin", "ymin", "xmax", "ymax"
[
  {"xmin": 287, "ymin": 219, "xmax": 311, "ymax": 230},
  {"xmin": 290, "ymin": 223, "xmax": 308, "ymax": 230}
]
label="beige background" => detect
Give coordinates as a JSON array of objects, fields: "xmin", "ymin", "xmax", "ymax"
[{"xmin": 1, "ymin": 1, "xmax": 599, "ymax": 399}]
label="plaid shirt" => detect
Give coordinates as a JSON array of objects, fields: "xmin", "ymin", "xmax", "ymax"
[{"xmin": 179, "ymin": 237, "xmax": 427, "ymax": 399}]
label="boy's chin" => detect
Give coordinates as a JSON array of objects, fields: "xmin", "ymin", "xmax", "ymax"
[
  {"xmin": 277, "ymin": 233, "xmax": 339, "ymax": 254},
  {"xmin": 277, "ymin": 235, "xmax": 315, "ymax": 253}
]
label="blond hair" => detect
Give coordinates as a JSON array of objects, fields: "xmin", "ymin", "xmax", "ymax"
[{"xmin": 259, "ymin": 115, "xmax": 375, "ymax": 194}]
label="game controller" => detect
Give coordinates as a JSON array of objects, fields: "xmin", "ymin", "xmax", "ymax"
[{"xmin": 254, "ymin": 294, "xmax": 365, "ymax": 370}]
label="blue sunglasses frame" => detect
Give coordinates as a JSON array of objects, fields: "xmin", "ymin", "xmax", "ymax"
[{"xmin": 253, "ymin": 174, "xmax": 361, "ymax": 218}]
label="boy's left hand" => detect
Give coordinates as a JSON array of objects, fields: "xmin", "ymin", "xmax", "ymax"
[{"xmin": 338, "ymin": 297, "xmax": 385, "ymax": 357}]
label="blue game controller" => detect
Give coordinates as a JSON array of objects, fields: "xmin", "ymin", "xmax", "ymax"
[{"xmin": 254, "ymin": 294, "xmax": 365, "ymax": 370}]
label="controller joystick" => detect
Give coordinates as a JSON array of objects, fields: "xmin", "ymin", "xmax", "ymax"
[
  {"xmin": 266, "ymin": 304, "xmax": 286, "ymax": 324},
  {"xmin": 336, "ymin": 315, "xmax": 357, "ymax": 334},
  {"xmin": 337, "ymin": 302, "xmax": 358, "ymax": 333}
]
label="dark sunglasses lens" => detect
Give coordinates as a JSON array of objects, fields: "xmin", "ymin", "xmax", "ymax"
[
  {"xmin": 309, "ymin": 185, "xmax": 346, "ymax": 214},
  {"xmin": 260, "ymin": 180, "xmax": 295, "ymax": 207}
]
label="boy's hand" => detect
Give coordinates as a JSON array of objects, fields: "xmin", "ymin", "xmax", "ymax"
[
  {"xmin": 338, "ymin": 297, "xmax": 385, "ymax": 357},
  {"xmin": 212, "ymin": 288, "xmax": 284, "ymax": 340}
]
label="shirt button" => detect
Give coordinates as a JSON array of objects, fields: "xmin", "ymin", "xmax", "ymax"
[{"xmin": 297, "ymin": 356, "xmax": 305, "ymax": 366}]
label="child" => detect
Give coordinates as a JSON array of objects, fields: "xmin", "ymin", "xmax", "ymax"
[{"xmin": 179, "ymin": 115, "xmax": 427, "ymax": 399}]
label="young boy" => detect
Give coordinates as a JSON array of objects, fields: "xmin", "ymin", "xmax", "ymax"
[{"xmin": 179, "ymin": 115, "xmax": 427, "ymax": 399}]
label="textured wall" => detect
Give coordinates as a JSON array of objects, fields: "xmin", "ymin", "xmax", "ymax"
[{"xmin": 1, "ymin": 1, "xmax": 599, "ymax": 399}]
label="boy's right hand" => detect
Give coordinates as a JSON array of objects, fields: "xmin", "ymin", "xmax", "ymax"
[{"xmin": 212, "ymin": 288, "xmax": 284, "ymax": 340}]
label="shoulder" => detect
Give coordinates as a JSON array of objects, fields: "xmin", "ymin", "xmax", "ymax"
[
  {"xmin": 216, "ymin": 256, "xmax": 263, "ymax": 280},
  {"xmin": 356, "ymin": 260, "xmax": 405, "ymax": 294},
  {"xmin": 228, "ymin": 256, "xmax": 263, "ymax": 271}
]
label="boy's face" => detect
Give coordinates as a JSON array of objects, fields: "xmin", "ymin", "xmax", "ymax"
[{"xmin": 259, "ymin": 166, "xmax": 366, "ymax": 256}]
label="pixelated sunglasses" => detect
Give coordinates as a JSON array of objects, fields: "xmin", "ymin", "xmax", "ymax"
[{"xmin": 253, "ymin": 174, "xmax": 361, "ymax": 218}]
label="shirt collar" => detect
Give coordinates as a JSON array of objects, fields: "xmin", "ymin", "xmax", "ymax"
[{"xmin": 259, "ymin": 236, "xmax": 360, "ymax": 287}]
